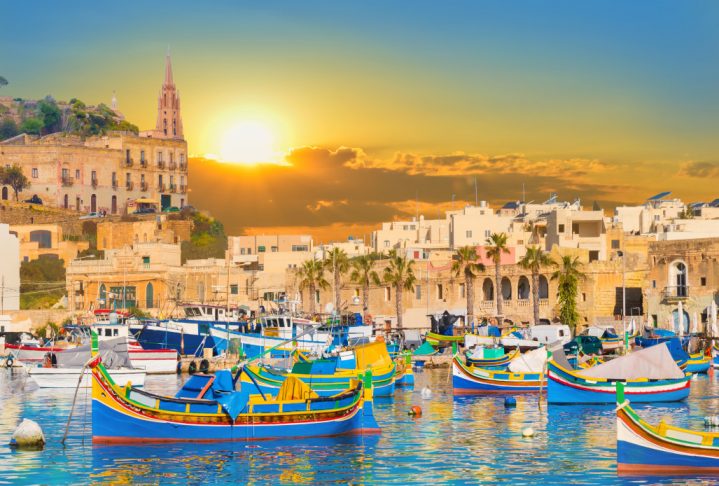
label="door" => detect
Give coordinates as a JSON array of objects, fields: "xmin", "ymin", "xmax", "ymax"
[
  {"xmin": 111, "ymin": 195, "xmax": 117, "ymax": 214},
  {"xmin": 146, "ymin": 283, "xmax": 154, "ymax": 309},
  {"xmin": 161, "ymin": 194, "xmax": 171, "ymax": 211},
  {"xmin": 90, "ymin": 194, "xmax": 97, "ymax": 213},
  {"xmin": 1, "ymin": 187, "xmax": 7, "ymax": 200}
]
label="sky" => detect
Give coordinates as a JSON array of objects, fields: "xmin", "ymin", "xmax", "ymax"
[{"xmin": 3, "ymin": 1, "xmax": 719, "ymax": 240}]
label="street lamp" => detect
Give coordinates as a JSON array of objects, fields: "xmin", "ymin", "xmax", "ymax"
[{"xmin": 617, "ymin": 250, "xmax": 627, "ymax": 353}]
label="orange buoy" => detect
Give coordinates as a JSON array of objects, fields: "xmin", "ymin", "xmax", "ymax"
[{"xmin": 408, "ymin": 405, "xmax": 422, "ymax": 417}]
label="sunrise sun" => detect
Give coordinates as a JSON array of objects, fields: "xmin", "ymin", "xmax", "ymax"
[{"xmin": 219, "ymin": 121, "xmax": 277, "ymax": 164}]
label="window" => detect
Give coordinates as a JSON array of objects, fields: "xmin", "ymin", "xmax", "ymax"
[
  {"xmin": 158, "ymin": 151, "xmax": 163, "ymax": 162},
  {"xmin": 230, "ymin": 284, "xmax": 238, "ymax": 295},
  {"xmin": 258, "ymin": 245, "xmax": 266, "ymax": 253},
  {"xmin": 466, "ymin": 230, "xmax": 472, "ymax": 238},
  {"xmin": 271, "ymin": 246, "xmax": 278, "ymax": 252},
  {"xmin": 141, "ymin": 174, "xmax": 145, "ymax": 183},
  {"xmin": 652, "ymin": 280, "xmax": 656, "ymax": 288},
  {"xmin": 654, "ymin": 215, "xmax": 660, "ymax": 221},
  {"xmin": 75, "ymin": 169, "xmax": 80, "ymax": 179},
  {"xmin": 140, "ymin": 150, "xmax": 146, "ymax": 162},
  {"xmin": 31, "ymin": 168, "xmax": 38, "ymax": 178},
  {"xmin": 701, "ymin": 277, "xmax": 707, "ymax": 287},
  {"xmin": 291, "ymin": 245, "xmax": 309, "ymax": 252},
  {"xmin": 588, "ymin": 251, "xmax": 599, "ymax": 262},
  {"xmin": 582, "ymin": 292, "xmax": 586, "ymax": 302},
  {"xmin": 517, "ymin": 240, "xmax": 523, "ymax": 245},
  {"xmin": 180, "ymin": 153, "xmax": 185, "ymax": 164},
  {"xmin": 384, "ymin": 240, "xmax": 390, "ymax": 248},
  {"xmin": 240, "ymin": 248, "xmax": 246, "ymax": 255},
  {"xmin": 384, "ymin": 287, "xmax": 391, "ymax": 302},
  {"xmin": 572, "ymin": 223, "xmax": 579, "ymax": 234},
  {"xmin": 142, "ymin": 256, "xmax": 150, "ymax": 268},
  {"xmin": 91, "ymin": 170, "xmax": 97, "ymax": 182},
  {"xmin": 354, "ymin": 288, "xmax": 360, "ymax": 298},
  {"xmin": 611, "ymin": 239, "xmax": 620, "ymax": 249},
  {"xmin": 315, "ymin": 289, "xmax": 320, "ymax": 303},
  {"xmin": 437, "ymin": 284, "xmax": 444, "ymax": 300},
  {"xmin": 558, "ymin": 224, "xmax": 565, "ymax": 233},
  {"xmin": 484, "ymin": 229, "xmax": 491, "ymax": 238},
  {"xmin": 415, "ymin": 285, "xmax": 422, "ymax": 300}
]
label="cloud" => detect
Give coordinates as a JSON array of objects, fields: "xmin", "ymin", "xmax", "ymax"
[
  {"xmin": 307, "ymin": 199, "xmax": 349, "ymax": 212},
  {"xmin": 345, "ymin": 151, "xmax": 607, "ymax": 178},
  {"xmin": 679, "ymin": 160, "xmax": 719, "ymax": 178}
]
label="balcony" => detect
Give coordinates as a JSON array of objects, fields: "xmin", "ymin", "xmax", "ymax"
[
  {"xmin": 157, "ymin": 161, "xmax": 165, "ymax": 170},
  {"xmin": 112, "ymin": 180, "xmax": 119, "ymax": 190},
  {"xmin": 140, "ymin": 182, "xmax": 148, "ymax": 191},
  {"xmin": 662, "ymin": 286, "xmax": 689, "ymax": 303},
  {"xmin": 62, "ymin": 176, "xmax": 74, "ymax": 187},
  {"xmin": 140, "ymin": 159, "xmax": 147, "ymax": 168},
  {"xmin": 125, "ymin": 157, "xmax": 133, "ymax": 167},
  {"xmin": 169, "ymin": 184, "xmax": 177, "ymax": 193},
  {"xmin": 169, "ymin": 162, "xmax": 177, "ymax": 171},
  {"xmin": 126, "ymin": 181, "xmax": 134, "ymax": 191},
  {"xmin": 179, "ymin": 184, "xmax": 187, "ymax": 193},
  {"xmin": 157, "ymin": 183, "xmax": 166, "ymax": 192},
  {"xmin": 179, "ymin": 163, "xmax": 187, "ymax": 171}
]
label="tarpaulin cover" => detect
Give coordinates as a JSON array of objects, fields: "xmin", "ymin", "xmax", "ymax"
[{"xmin": 580, "ymin": 342, "xmax": 684, "ymax": 380}]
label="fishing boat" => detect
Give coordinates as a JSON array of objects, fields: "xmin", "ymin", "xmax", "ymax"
[
  {"xmin": 685, "ymin": 350, "xmax": 711, "ymax": 374},
  {"xmin": 425, "ymin": 332, "xmax": 464, "ymax": 346},
  {"xmin": 547, "ymin": 343, "xmax": 691, "ymax": 404},
  {"xmin": 28, "ymin": 367, "xmax": 145, "ymax": 388},
  {"xmin": 452, "ymin": 347, "xmax": 547, "ymax": 394},
  {"xmin": 616, "ymin": 382, "xmax": 719, "ymax": 474},
  {"xmin": 465, "ymin": 347, "xmax": 519, "ymax": 369},
  {"xmin": 394, "ymin": 352, "xmax": 415, "ymax": 387},
  {"xmin": 89, "ymin": 357, "xmax": 380, "ymax": 443},
  {"xmin": 241, "ymin": 341, "xmax": 397, "ymax": 397}
]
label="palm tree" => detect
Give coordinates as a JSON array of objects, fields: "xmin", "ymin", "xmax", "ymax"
[
  {"xmin": 451, "ymin": 246, "xmax": 486, "ymax": 329},
  {"xmin": 518, "ymin": 246, "xmax": 553, "ymax": 326},
  {"xmin": 296, "ymin": 259, "xmax": 330, "ymax": 315},
  {"xmin": 551, "ymin": 254, "xmax": 585, "ymax": 333},
  {"xmin": 324, "ymin": 247, "xmax": 350, "ymax": 314},
  {"xmin": 383, "ymin": 249, "xmax": 417, "ymax": 331},
  {"xmin": 485, "ymin": 232, "xmax": 510, "ymax": 320},
  {"xmin": 349, "ymin": 253, "xmax": 381, "ymax": 318}
]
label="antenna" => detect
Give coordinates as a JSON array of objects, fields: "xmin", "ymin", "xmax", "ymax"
[
  {"xmin": 522, "ymin": 183, "xmax": 525, "ymax": 203},
  {"xmin": 474, "ymin": 177, "xmax": 478, "ymax": 206}
]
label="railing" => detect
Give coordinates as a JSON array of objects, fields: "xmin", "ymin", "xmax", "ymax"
[
  {"xmin": 169, "ymin": 184, "xmax": 177, "ymax": 193},
  {"xmin": 140, "ymin": 160, "xmax": 147, "ymax": 168},
  {"xmin": 157, "ymin": 183, "xmax": 166, "ymax": 192},
  {"xmin": 663, "ymin": 285, "xmax": 688, "ymax": 301},
  {"xmin": 125, "ymin": 157, "xmax": 133, "ymax": 167},
  {"xmin": 140, "ymin": 182, "xmax": 148, "ymax": 191},
  {"xmin": 179, "ymin": 185, "xmax": 187, "ymax": 193},
  {"xmin": 112, "ymin": 180, "xmax": 118, "ymax": 190},
  {"xmin": 126, "ymin": 181, "xmax": 134, "ymax": 190},
  {"xmin": 62, "ymin": 176, "xmax": 74, "ymax": 187},
  {"xmin": 169, "ymin": 162, "xmax": 177, "ymax": 171},
  {"xmin": 179, "ymin": 163, "xmax": 187, "ymax": 171},
  {"xmin": 539, "ymin": 298, "xmax": 549, "ymax": 306},
  {"xmin": 157, "ymin": 161, "xmax": 165, "ymax": 169}
]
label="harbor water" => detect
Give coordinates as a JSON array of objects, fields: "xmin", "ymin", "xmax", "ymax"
[{"xmin": 2, "ymin": 368, "xmax": 719, "ymax": 485}]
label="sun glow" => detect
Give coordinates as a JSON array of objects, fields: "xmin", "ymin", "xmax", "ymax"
[{"xmin": 219, "ymin": 121, "xmax": 278, "ymax": 164}]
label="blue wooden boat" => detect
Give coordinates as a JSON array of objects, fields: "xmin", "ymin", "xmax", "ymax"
[
  {"xmin": 89, "ymin": 355, "xmax": 380, "ymax": 443},
  {"xmin": 452, "ymin": 356, "xmax": 543, "ymax": 394},
  {"xmin": 547, "ymin": 343, "xmax": 691, "ymax": 404},
  {"xmin": 616, "ymin": 382, "xmax": 719, "ymax": 474},
  {"xmin": 685, "ymin": 350, "xmax": 711, "ymax": 374},
  {"xmin": 465, "ymin": 348, "xmax": 519, "ymax": 369}
]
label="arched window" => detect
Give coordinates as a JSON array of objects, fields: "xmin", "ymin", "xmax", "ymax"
[
  {"xmin": 1, "ymin": 187, "xmax": 7, "ymax": 200},
  {"xmin": 669, "ymin": 261, "xmax": 688, "ymax": 297},
  {"xmin": 99, "ymin": 284, "xmax": 106, "ymax": 306},
  {"xmin": 90, "ymin": 194, "xmax": 97, "ymax": 213},
  {"xmin": 672, "ymin": 308, "xmax": 690, "ymax": 334},
  {"xmin": 518, "ymin": 276, "xmax": 530, "ymax": 300},
  {"xmin": 146, "ymin": 283, "xmax": 154, "ymax": 308},
  {"xmin": 501, "ymin": 277, "xmax": 512, "ymax": 300},
  {"xmin": 482, "ymin": 278, "xmax": 494, "ymax": 301},
  {"xmin": 538, "ymin": 276, "xmax": 549, "ymax": 299}
]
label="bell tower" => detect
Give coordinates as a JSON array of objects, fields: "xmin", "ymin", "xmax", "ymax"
[{"xmin": 155, "ymin": 51, "xmax": 184, "ymax": 139}]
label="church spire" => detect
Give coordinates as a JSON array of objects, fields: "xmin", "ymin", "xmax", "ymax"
[{"xmin": 154, "ymin": 50, "xmax": 183, "ymax": 139}]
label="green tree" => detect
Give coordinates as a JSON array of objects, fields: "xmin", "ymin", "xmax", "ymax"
[
  {"xmin": 382, "ymin": 249, "xmax": 417, "ymax": 331},
  {"xmin": 20, "ymin": 256, "xmax": 67, "ymax": 309},
  {"xmin": 324, "ymin": 247, "xmax": 350, "ymax": 313},
  {"xmin": 297, "ymin": 259, "xmax": 330, "ymax": 315},
  {"xmin": 551, "ymin": 254, "xmax": 585, "ymax": 333},
  {"xmin": 485, "ymin": 232, "xmax": 510, "ymax": 319},
  {"xmin": 2, "ymin": 164, "xmax": 29, "ymax": 200},
  {"xmin": 518, "ymin": 246, "xmax": 553, "ymax": 326},
  {"xmin": 349, "ymin": 254, "xmax": 381, "ymax": 317},
  {"xmin": 20, "ymin": 117, "xmax": 43, "ymax": 135},
  {"xmin": 0, "ymin": 76, "xmax": 7, "ymax": 89},
  {"xmin": 451, "ymin": 246, "xmax": 486, "ymax": 329},
  {"xmin": 38, "ymin": 97, "xmax": 62, "ymax": 134},
  {"xmin": 0, "ymin": 118, "xmax": 18, "ymax": 140}
]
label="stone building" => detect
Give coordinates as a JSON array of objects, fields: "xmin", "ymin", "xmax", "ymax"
[
  {"xmin": 0, "ymin": 54, "xmax": 188, "ymax": 214},
  {"xmin": 10, "ymin": 223, "xmax": 89, "ymax": 263},
  {"xmin": 96, "ymin": 217, "xmax": 191, "ymax": 250},
  {"xmin": 644, "ymin": 237, "xmax": 719, "ymax": 332}
]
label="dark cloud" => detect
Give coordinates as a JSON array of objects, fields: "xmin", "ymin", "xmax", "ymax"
[
  {"xmin": 679, "ymin": 160, "xmax": 719, "ymax": 178},
  {"xmin": 188, "ymin": 146, "xmax": 626, "ymax": 239}
]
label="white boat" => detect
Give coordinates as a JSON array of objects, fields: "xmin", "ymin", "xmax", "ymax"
[
  {"xmin": 27, "ymin": 367, "xmax": 146, "ymax": 388},
  {"xmin": 501, "ymin": 324, "xmax": 572, "ymax": 350}
]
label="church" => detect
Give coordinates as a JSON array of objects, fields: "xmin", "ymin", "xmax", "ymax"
[{"xmin": 0, "ymin": 53, "xmax": 189, "ymax": 215}]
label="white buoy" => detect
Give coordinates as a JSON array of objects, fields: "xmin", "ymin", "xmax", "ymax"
[
  {"xmin": 421, "ymin": 386, "xmax": 432, "ymax": 400},
  {"xmin": 522, "ymin": 427, "xmax": 535, "ymax": 438},
  {"xmin": 10, "ymin": 419, "xmax": 45, "ymax": 449}
]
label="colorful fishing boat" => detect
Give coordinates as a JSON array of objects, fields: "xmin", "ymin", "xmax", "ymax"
[
  {"xmin": 90, "ymin": 356, "xmax": 380, "ymax": 443},
  {"xmin": 241, "ymin": 341, "xmax": 397, "ymax": 397},
  {"xmin": 713, "ymin": 343, "xmax": 719, "ymax": 369},
  {"xmin": 685, "ymin": 350, "xmax": 711, "ymax": 374},
  {"xmin": 452, "ymin": 355, "xmax": 543, "ymax": 394},
  {"xmin": 394, "ymin": 352, "xmax": 415, "ymax": 387},
  {"xmin": 547, "ymin": 343, "xmax": 691, "ymax": 404},
  {"xmin": 465, "ymin": 348, "xmax": 519, "ymax": 369},
  {"xmin": 425, "ymin": 332, "xmax": 464, "ymax": 346},
  {"xmin": 616, "ymin": 382, "xmax": 719, "ymax": 474}
]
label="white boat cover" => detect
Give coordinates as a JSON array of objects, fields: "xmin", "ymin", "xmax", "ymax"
[
  {"xmin": 508, "ymin": 348, "xmax": 547, "ymax": 373},
  {"xmin": 580, "ymin": 342, "xmax": 684, "ymax": 380}
]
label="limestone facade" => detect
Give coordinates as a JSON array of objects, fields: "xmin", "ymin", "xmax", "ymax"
[
  {"xmin": 10, "ymin": 223, "xmax": 89, "ymax": 263},
  {"xmin": 97, "ymin": 217, "xmax": 191, "ymax": 250}
]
